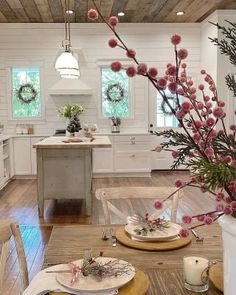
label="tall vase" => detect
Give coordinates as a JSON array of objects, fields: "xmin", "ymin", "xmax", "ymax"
[{"xmin": 218, "ymin": 214, "xmax": 236, "ymax": 295}]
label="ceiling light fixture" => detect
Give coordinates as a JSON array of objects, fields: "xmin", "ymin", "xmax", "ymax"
[
  {"xmin": 66, "ymin": 9, "xmax": 74, "ymax": 14},
  {"xmin": 55, "ymin": 0, "xmax": 79, "ymax": 79},
  {"xmin": 118, "ymin": 12, "xmax": 125, "ymax": 17},
  {"xmin": 176, "ymin": 11, "xmax": 185, "ymax": 16}
]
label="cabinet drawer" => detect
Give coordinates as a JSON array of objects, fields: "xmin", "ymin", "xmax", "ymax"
[
  {"xmin": 114, "ymin": 135, "xmax": 151, "ymax": 143},
  {"xmin": 114, "ymin": 151, "xmax": 151, "ymax": 172},
  {"xmin": 115, "ymin": 142, "xmax": 149, "ymax": 152}
]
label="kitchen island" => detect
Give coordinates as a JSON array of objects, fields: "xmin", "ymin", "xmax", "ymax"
[{"xmin": 33, "ymin": 136, "xmax": 112, "ymax": 217}]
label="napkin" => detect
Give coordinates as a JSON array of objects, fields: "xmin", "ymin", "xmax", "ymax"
[{"xmin": 22, "ymin": 264, "xmax": 118, "ymax": 295}]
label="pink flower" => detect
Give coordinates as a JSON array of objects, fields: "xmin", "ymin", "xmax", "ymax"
[
  {"xmin": 204, "ymin": 216, "xmax": 213, "ymax": 225},
  {"xmin": 172, "ymin": 151, "xmax": 179, "ymax": 158},
  {"xmin": 175, "ymin": 179, "xmax": 184, "ymax": 188},
  {"xmin": 198, "ymin": 84, "xmax": 204, "ymax": 90},
  {"xmin": 224, "ymin": 206, "xmax": 233, "ymax": 215},
  {"xmin": 213, "ymin": 107, "xmax": 224, "ymax": 119},
  {"xmin": 137, "ymin": 63, "xmax": 147, "ymax": 75},
  {"xmin": 154, "ymin": 145, "xmax": 162, "ymax": 152},
  {"xmin": 126, "ymin": 66, "xmax": 137, "ymax": 77},
  {"xmin": 109, "ymin": 16, "xmax": 119, "ymax": 26},
  {"xmin": 108, "ymin": 39, "xmax": 118, "ymax": 48},
  {"xmin": 230, "ymin": 124, "xmax": 236, "ymax": 131},
  {"xmin": 157, "ymin": 78, "xmax": 167, "ymax": 89},
  {"xmin": 168, "ymin": 82, "xmax": 177, "ymax": 93},
  {"xmin": 171, "ymin": 34, "xmax": 181, "ymax": 45},
  {"xmin": 111, "ymin": 61, "xmax": 122, "ymax": 72},
  {"xmin": 154, "ymin": 200, "xmax": 163, "ymax": 209},
  {"xmin": 166, "ymin": 65, "xmax": 176, "ymax": 76},
  {"xmin": 87, "ymin": 9, "xmax": 98, "ymax": 20},
  {"xmin": 206, "ymin": 117, "xmax": 215, "ymax": 127},
  {"xmin": 204, "ymin": 147, "xmax": 214, "ymax": 157},
  {"xmin": 148, "ymin": 67, "xmax": 158, "ymax": 78},
  {"xmin": 177, "ymin": 48, "xmax": 188, "ymax": 60},
  {"xmin": 197, "ymin": 215, "xmax": 205, "ymax": 222},
  {"xmin": 181, "ymin": 101, "xmax": 191, "ymax": 111},
  {"xmin": 126, "ymin": 49, "xmax": 136, "ymax": 58},
  {"xmin": 179, "ymin": 228, "xmax": 189, "ymax": 238},
  {"xmin": 176, "ymin": 110, "xmax": 186, "ymax": 120},
  {"xmin": 182, "ymin": 215, "xmax": 192, "ymax": 224}
]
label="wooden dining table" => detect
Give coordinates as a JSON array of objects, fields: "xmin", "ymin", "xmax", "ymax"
[{"xmin": 43, "ymin": 224, "xmax": 223, "ymax": 295}]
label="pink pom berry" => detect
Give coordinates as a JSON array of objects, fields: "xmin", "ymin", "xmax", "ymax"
[
  {"xmin": 182, "ymin": 215, "xmax": 192, "ymax": 224},
  {"xmin": 194, "ymin": 120, "xmax": 202, "ymax": 129},
  {"xmin": 204, "ymin": 147, "xmax": 214, "ymax": 157},
  {"xmin": 181, "ymin": 63, "xmax": 187, "ymax": 69},
  {"xmin": 181, "ymin": 101, "xmax": 191, "ymax": 112},
  {"xmin": 126, "ymin": 66, "xmax": 136, "ymax": 77},
  {"xmin": 137, "ymin": 63, "xmax": 147, "ymax": 75},
  {"xmin": 197, "ymin": 102, "xmax": 204, "ymax": 110},
  {"xmin": 168, "ymin": 82, "xmax": 177, "ymax": 93},
  {"xmin": 172, "ymin": 150, "xmax": 179, "ymax": 158},
  {"xmin": 126, "ymin": 49, "xmax": 136, "ymax": 58},
  {"xmin": 201, "ymin": 69, "xmax": 206, "ymax": 74},
  {"xmin": 224, "ymin": 206, "xmax": 233, "ymax": 215},
  {"xmin": 197, "ymin": 215, "xmax": 205, "ymax": 222},
  {"xmin": 108, "ymin": 39, "xmax": 118, "ymax": 48},
  {"xmin": 175, "ymin": 179, "xmax": 184, "ymax": 188},
  {"xmin": 213, "ymin": 107, "xmax": 224, "ymax": 119},
  {"xmin": 216, "ymin": 192, "xmax": 224, "ymax": 201},
  {"xmin": 230, "ymin": 125, "xmax": 236, "ymax": 131},
  {"xmin": 177, "ymin": 48, "xmax": 188, "ymax": 60},
  {"xmin": 216, "ymin": 203, "xmax": 224, "ymax": 212},
  {"xmin": 176, "ymin": 110, "xmax": 186, "ymax": 120},
  {"xmin": 154, "ymin": 200, "xmax": 163, "ymax": 209},
  {"xmin": 166, "ymin": 65, "xmax": 176, "ymax": 76},
  {"xmin": 171, "ymin": 34, "xmax": 181, "ymax": 45},
  {"xmin": 109, "ymin": 16, "xmax": 119, "ymax": 26},
  {"xmin": 218, "ymin": 100, "xmax": 225, "ymax": 107},
  {"xmin": 204, "ymin": 216, "xmax": 213, "ymax": 225},
  {"xmin": 148, "ymin": 67, "xmax": 158, "ymax": 78},
  {"xmin": 231, "ymin": 201, "xmax": 236, "ymax": 210},
  {"xmin": 179, "ymin": 228, "xmax": 189, "ymax": 238},
  {"xmin": 198, "ymin": 84, "xmax": 204, "ymax": 91},
  {"xmin": 111, "ymin": 61, "xmax": 122, "ymax": 72},
  {"xmin": 157, "ymin": 78, "xmax": 167, "ymax": 89},
  {"xmin": 154, "ymin": 145, "xmax": 162, "ymax": 152},
  {"xmin": 87, "ymin": 9, "xmax": 98, "ymax": 20},
  {"xmin": 189, "ymin": 94, "xmax": 196, "ymax": 100},
  {"xmin": 206, "ymin": 117, "xmax": 215, "ymax": 127}
]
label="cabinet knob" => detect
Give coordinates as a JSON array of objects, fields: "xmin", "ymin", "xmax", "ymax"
[
  {"xmin": 130, "ymin": 136, "xmax": 135, "ymax": 140},
  {"xmin": 131, "ymin": 154, "xmax": 135, "ymax": 158}
]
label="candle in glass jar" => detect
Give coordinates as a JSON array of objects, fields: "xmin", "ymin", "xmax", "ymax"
[{"xmin": 183, "ymin": 256, "xmax": 209, "ymax": 286}]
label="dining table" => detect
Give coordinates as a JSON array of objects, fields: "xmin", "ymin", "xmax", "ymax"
[{"xmin": 43, "ymin": 223, "xmax": 223, "ymax": 295}]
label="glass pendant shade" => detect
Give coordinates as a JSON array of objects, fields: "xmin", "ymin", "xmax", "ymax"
[
  {"xmin": 55, "ymin": 51, "xmax": 79, "ymax": 72},
  {"xmin": 59, "ymin": 68, "xmax": 80, "ymax": 79}
]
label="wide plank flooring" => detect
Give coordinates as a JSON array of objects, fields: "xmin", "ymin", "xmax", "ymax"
[{"xmin": 0, "ymin": 171, "xmax": 216, "ymax": 294}]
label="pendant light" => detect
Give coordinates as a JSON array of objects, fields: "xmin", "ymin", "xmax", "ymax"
[{"xmin": 55, "ymin": 0, "xmax": 79, "ymax": 79}]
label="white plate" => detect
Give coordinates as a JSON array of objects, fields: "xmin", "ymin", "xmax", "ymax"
[
  {"xmin": 125, "ymin": 222, "xmax": 182, "ymax": 241},
  {"xmin": 56, "ymin": 257, "xmax": 135, "ymax": 293}
]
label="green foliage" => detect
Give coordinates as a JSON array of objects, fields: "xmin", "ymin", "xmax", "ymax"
[
  {"xmin": 188, "ymin": 157, "xmax": 236, "ymax": 192},
  {"xmin": 101, "ymin": 67, "xmax": 129, "ymax": 117},
  {"xmin": 12, "ymin": 68, "xmax": 41, "ymax": 118},
  {"xmin": 58, "ymin": 104, "xmax": 84, "ymax": 119}
]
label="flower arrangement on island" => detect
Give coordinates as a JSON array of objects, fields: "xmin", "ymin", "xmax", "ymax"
[{"xmin": 86, "ymin": 2, "xmax": 236, "ymax": 237}]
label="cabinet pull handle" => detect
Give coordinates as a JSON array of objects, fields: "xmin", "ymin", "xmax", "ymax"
[
  {"xmin": 131, "ymin": 141, "xmax": 135, "ymax": 145},
  {"xmin": 130, "ymin": 136, "xmax": 135, "ymax": 140}
]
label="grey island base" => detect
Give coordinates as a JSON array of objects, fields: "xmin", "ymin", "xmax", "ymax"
[{"xmin": 33, "ymin": 136, "xmax": 112, "ymax": 217}]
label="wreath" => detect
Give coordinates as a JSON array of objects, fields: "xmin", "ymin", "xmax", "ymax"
[
  {"xmin": 16, "ymin": 83, "xmax": 37, "ymax": 104},
  {"xmin": 161, "ymin": 96, "xmax": 178, "ymax": 115},
  {"xmin": 106, "ymin": 83, "xmax": 124, "ymax": 103}
]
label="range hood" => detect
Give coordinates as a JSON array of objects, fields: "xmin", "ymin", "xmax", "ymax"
[{"xmin": 50, "ymin": 78, "xmax": 92, "ymax": 96}]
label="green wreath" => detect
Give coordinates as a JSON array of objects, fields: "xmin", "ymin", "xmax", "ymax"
[
  {"xmin": 16, "ymin": 83, "xmax": 37, "ymax": 104},
  {"xmin": 161, "ymin": 96, "xmax": 178, "ymax": 115},
  {"xmin": 106, "ymin": 83, "xmax": 124, "ymax": 103}
]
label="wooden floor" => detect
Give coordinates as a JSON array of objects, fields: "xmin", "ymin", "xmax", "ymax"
[{"xmin": 0, "ymin": 171, "xmax": 216, "ymax": 294}]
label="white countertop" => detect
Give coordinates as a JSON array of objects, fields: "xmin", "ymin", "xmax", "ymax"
[{"xmin": 33, "ymin": 136, "xmax": 112, "ymax": 149}]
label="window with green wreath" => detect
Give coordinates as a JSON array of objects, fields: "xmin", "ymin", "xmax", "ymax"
[
  {"xmin": 101, "ymin": 67, "xmax": 130, "ymax": 117},
  {"xmin": 11, "ymin": 68, "xmax": 41, "ymax": 119}
]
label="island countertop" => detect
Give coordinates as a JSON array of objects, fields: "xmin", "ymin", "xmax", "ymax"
[{"xmin": 33, "ymin": 136, "xmax": 112, "ymax": 149}]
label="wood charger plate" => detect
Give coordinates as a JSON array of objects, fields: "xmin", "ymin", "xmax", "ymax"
[
  {"xmin": 49, "ymin": 269, "xmax": 149, "ymax": 295},
  {"xmin": 116, "ymin": 227, "xmax": 191, "ymax": 251},
  {"xmin": 209, "ymin": 262, "xmax": 223, "ymax": 293}
]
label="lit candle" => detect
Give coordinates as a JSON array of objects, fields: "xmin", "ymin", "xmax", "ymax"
[{"xmin": 183, "ymin": 256, "xmax": 209, "ymax": 290}]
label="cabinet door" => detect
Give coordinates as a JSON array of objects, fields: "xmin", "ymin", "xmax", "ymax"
[
  {"xmin": 14, "ymin": 138, "xmax": 31, "ymax": 175},
  {"xmin": 0, "ymin": 142, "xmax": 4, "ymax": 182},
  {"xmin": 93, "ymin": 148, "xmax": 113, "ymax": 173},
  {"xmin": 30, "ymin": 137, "xmax": 46, "ymax": 175}
]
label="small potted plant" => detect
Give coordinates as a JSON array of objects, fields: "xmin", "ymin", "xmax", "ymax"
[
  {"xmin": 110, "ymin": 116, "xmax": 121, "ymax": 133},
  {"xmin": 58, "ymin": 104, "xmax": 84, "ymax": 136}
]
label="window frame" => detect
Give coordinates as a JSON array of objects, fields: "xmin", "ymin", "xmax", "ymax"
[
  {"xmin": 97, "ymin": 61, "xmax": 134, "ymax": 120},
  {"xmin": 7, "ymin": 62, "xmax": 45, "ymax": 122}
]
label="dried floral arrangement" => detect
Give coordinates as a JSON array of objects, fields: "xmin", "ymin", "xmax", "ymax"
[
  {"xmin": 85, "ymin": 1, "xmax": 236, "ymax": 237},
  {"xmin": 68, "ymin": 252, "xmax": 132, "ymax": 285}
]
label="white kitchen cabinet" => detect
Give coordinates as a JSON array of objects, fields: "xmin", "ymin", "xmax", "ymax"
[
  {"xmin": 0, "ymin": 142, "xmax": 4, "ymax": 185},
  {"xmin": 13, "ymin": 137, "xmax": 31, "ymax": 175},
  {"xmin": 93, "ymin": 147, "xmax": 113, "ymax": 173}
]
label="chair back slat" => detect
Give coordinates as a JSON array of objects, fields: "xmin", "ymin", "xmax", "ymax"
[{"xmin": 95, "ymin": 187, "xmax": 183, "ymax": 224}]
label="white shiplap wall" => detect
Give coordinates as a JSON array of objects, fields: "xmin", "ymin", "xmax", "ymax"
[{"xmin": 0, "ymin": 23, "xmax": 201, "ymax": 135}]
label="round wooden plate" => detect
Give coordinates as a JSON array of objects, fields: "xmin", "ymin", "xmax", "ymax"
[
  {"xmin": 116, "ymin": 227, "xmax": 192, "ymax": 251},
  {"xmin": 49, "ymin": 269, "xmax": 149, "ymax": 295},
  {"xmin": 209, "ymin": 262, "xmax": 223, "ymax": 293}
]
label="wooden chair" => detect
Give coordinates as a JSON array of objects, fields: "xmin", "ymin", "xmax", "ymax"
[
  {"xmin": 95, "ymin": 186, "xmax": 183, "ymax": 224},
  {"xmin": 0, "ymin": 220, "xmax": 29, "ymax": 294}
]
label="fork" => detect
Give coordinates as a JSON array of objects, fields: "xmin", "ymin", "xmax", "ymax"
[
  {"xmin": 191, "ymin": 229, "xmax": 204, "ymax": 242},
  {"xmin": 110, "ymin": 228, "xmax": 117, "ymax": 247}
]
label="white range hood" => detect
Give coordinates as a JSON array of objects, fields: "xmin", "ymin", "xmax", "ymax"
[{"xmin": 50, "ymin": 78, "xmax": 92, "ymax": 96}]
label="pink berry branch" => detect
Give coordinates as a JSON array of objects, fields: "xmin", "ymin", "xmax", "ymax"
[{"xmin": 86, "ymin": 4, "xmax": 236, "ymax": 236}]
